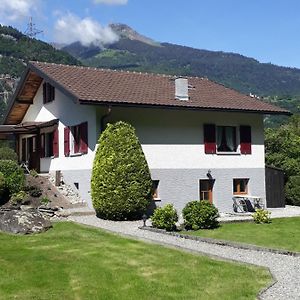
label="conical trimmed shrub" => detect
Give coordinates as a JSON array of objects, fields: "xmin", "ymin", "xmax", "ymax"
[{"xmin": 91, "ymin": 121, "xmax": 152, "ymax": 220}]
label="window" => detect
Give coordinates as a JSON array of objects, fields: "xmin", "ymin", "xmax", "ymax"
[
  {"xmin": 43, "ymin": 82, "xmax": 55, "ymax": 103},
  {"xmin": 203, "ymin": 124, "xmax": 252, "ymax": 155},
  {"xmin": 152, "ymin": 180, "xmax": 159, "ymax": 200},
  {"xmin": 40, "ymin": 128, "xmax": 59, "ymax": 158},
  {"xmin": 64, "ymin": 122, "xmax": 88, "ymax": 156},
  {"xmin": 233, "ymin": 178, "xmax": 249, "ymax": 195},
  {"xmin": 216, "ymin": 126, "xmax": 237, "ymax": 152},
  {"xmin": 199, "ymin": 180, "xmax": 213, "ymax": 203}
]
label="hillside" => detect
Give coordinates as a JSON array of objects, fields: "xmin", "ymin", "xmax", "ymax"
[
  {"xmin": 61, "ymin": 24, "xmax": 300, "ymax": 120},
  {"xmin": 0, "ymin": 25, "xmax": 81, "ymax": 121}
]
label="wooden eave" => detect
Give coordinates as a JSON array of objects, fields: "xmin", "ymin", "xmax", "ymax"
[{"xmin": 3, "ymin": 70, "xmax": 43, "ymax": 125}]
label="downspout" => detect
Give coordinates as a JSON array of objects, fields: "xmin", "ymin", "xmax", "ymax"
[{"xmin": 100, "ymin": 106, "xmax": 112, "ymax": 133}]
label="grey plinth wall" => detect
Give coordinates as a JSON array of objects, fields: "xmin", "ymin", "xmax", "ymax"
[{"xmin": 61, "ymin": 168, "xmax": 266, "ymax": 213}]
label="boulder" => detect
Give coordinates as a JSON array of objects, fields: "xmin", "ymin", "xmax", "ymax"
[{"xmin": 0, "ymin": 209, "xmax": 52, "ymax": 234}]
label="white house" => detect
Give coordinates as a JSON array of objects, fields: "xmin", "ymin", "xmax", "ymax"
[{"xmin": 1, "ymin": 62, "xmax": 289, "ymax": 212}]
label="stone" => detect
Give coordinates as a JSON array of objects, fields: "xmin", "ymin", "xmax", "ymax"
[{"xmin": 0, "ymin": 209, "xmax": 52, "ymax": 234}]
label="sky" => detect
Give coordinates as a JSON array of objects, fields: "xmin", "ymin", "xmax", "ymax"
[{"xmin": 1, "ymin": 0, "xmax": 300, "ymax": 68}]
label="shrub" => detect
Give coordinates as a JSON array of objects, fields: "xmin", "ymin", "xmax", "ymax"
[
  {"xmin": 0, "ymin": 172, "xmax": 5, "ymax": 197},
  {"xmin": 28, "ymin": 186, "xmax": 42, "ymax": 198},
  {"xmin": 183, "ymin": 200, "xmax": 219, "ymax": 230},
  {"xmin": 0, "ymin": 147, "xmax": 18, "ymax": 161},
  {"xmin": 252, "ymin": 209, "xmax": 271, "ymax": 224},
  {"xmin": 285, "ymin": 176, "xmax": 300, "ymax": 206},
  {"xmin": 41, "ymin": 196, "xmax": 50, "ymax": 205},
  {"xmin": 0, "ymin": 160, "xmax": 25, "ymax": 194},
  {"xmin": 91, "ymin": 121, "xmax": 152, "ymax": 220},
  {"xmin": 151, "ymin": 204, "xmax": 178, "ymax": 231},
  {"xmin": 10, "ymin": 191, "xmax": 28, "ymax": 205},
  {"xmin": 29, "ymin": 169, "xmax": 38, "ymax": 178}
]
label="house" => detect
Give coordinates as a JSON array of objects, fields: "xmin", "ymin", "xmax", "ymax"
[{"xmin": 0, "ymin": 62, "xmax": 290, "ymax": 213}]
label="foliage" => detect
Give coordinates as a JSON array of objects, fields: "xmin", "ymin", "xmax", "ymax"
[
  {"xmin": 91, "ymin": 121, "xmax": 152, "ymax": 220},
  {"xmin": 0, "ymin": 160, "xmax": 25, "ymax": 194},
  {"xmin": 285, "ymin": 176, "xmax": 300, "ymax": 206},
  {"xmin": 29, "ymin": 169, "xmax": 38, "ymax": 178},
  {"xmin": 151, "ymin": 204, "xmax": 178, "ymax": 231},
  {"xmin": 41, "ymin": 196, "xmax": 50, "ymax": 205},
  {"xmin": 0, "ymin": 222, "xmax": 270, "ymax": 300},
  {"xmin": 0, "ymin": 172, "xmax": 5, "ymax": 197},
  {"xmin": 0, "ymin": 147, "xmax": 18, "ymax": 161},
  {"xmin": 27, "ymin": 186, "xmax": 42, "ymax": 198},
  {"xmin": 252, "ymin": 209, "xmax": 272, "ymax": 224},
  {"xmin": 10, "ymin": 191, "xmax": 28, "ymax": 205},
  {"xmin": 182, "ymin": 200, "xmax": 219, "ymax": 230},
  {"xmin": 265, "ymin": 115, "xmax": 300, "ymax": 205}
]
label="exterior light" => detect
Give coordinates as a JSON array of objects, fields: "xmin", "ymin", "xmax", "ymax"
[{"xmin": 142, "ymin": 214, "xmax": 147, "ymax": 227}]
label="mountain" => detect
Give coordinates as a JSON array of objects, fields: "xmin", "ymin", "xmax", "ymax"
[
  {"xmin": 61, "ymin": 23, "xmax": 300, "ymax": 120},
  {"xmin": 0, "ymin": 24, "xmax": 81, "ymax": 122}
]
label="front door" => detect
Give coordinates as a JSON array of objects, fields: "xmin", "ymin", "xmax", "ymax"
[
  {"xmin": 28, "ymin": 136, "xmax": 38, "ymax": 170},
  {"xmin": 199, "ymin": 179, "xmax": 214, "ymax": 203}
]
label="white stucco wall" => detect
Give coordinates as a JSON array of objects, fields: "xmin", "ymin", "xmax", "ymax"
[
  {"xmin": 96, "ymin": 106, "xmax": 265, "ymax": 170},
  {"xmin": 22, "ymin": 81, "xmax": 97, "ymax": 172}
]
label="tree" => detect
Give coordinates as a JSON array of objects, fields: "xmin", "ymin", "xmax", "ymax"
[
  {"xmin": 91, "ymin": 121, "xmax": 152, "ymax": 220},
  {"xmin": 265, "ymin": 115, "xmax": 300, "ymax": 205}
]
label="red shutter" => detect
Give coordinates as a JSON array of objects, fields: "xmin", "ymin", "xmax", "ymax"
[
  {"xmin": 64, "ymin": 127, "xmax": 70, "ymax": 157},
  {"xmin": 204, "ymin": 124, "xmax": 216, "ymax": 154},
  {"xmin": 40, "ymin": 133, "xmax": 45, "ymax": 158},
  {"xmin": 240, "ymin": 125, "xmax": 252, "ymax": 154},
  {"xmin": 79, "ymin": 122, "xmax": 88, "ymax": 154},
  {"xmin": 53, "ymin": 128, "xmax": 59, "ymax": 158}
]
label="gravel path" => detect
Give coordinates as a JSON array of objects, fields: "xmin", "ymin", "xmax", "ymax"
[{"xmin": 69, "ymin": 215, "xmax": 300, "ymax": 300}]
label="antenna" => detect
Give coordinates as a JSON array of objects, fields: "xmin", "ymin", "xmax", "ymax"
[{"xmin": 24, "ymin": 16, "xmax": 43, "ymax": 39}]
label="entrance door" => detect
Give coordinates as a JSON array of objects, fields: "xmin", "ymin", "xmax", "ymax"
[
  {"xmin": 199, "ymin": 180, "xmax": 214, "ymax": 203},
  {"xmin": 27, "ymin": 137, "xmax": 38, "ymax": 171}
]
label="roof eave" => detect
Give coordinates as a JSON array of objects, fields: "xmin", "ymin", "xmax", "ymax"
[{"xmin": 78, "ymin": 99, "xmax": 291, "ymax": 115}]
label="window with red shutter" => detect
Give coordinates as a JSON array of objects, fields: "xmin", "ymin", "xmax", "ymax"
[
  {"xmin": 240, "ymin": 126, "xmax": 252, "ymax": 154},
  {"xmin": 79, "ymin": 122, "xmax": 88, "ymax": 154},
  {"xmin": 203, "ymin": 124, "xmax": 216, "ymax": 154},
  {"xmin": 53, "ymin": 128, "xmax": 59, "ymax": 158},
  {"xmin": 64, "ymin": 127, "xmax": 70, "ymax": 156}
]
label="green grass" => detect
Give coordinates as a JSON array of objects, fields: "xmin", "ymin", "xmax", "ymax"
[
  {"xmin": 0, "ymin": 222, "xmax": 270, "ymax": 300},
  {"xmin": 184, "ymin": 217, "xmax": 300, "ymax": 252}
]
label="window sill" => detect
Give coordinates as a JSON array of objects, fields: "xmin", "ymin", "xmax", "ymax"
[
  {"xmin": 216, "ymin": 151, "xmax": 241, "ymax": 155},
  {"xmin": 70, "ymin": 152, "xmax": 83, "ymax": 157}
]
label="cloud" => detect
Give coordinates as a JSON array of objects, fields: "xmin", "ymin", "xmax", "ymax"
[
  {"xmin": 54, "ymin": 13, "xmax": 119, "ymax": 47},
  {"xmin": 93, "ymin": 0, "xmax": 128, "ymax": 5},
  {"xmin": 0, "ymin": 0, "xmax": 39, "ymax": 22}
]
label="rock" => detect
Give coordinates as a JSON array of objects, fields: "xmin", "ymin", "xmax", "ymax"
[
  {"xmin": 0, "ymin": 209, "xmax": 52, "ymax": 234},
  {"xmin": 20, "ymin": 205, "xmax": 35, "ymax": 211},
  {"xmin": 55, "ymin": 210, "xmax": 70, "ymax": 218}
]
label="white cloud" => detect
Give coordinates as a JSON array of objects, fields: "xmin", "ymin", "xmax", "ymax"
[
  {"xmin": 0, "ymin": 0, "xmax": 39, "ymax": 22},
  {"xmin": 54, "ymin": 13, "xmax": 119, "ymax": 47},
  {"xmin": 93, "ymin": 0, "xmax": 128, "ymax": 5}
]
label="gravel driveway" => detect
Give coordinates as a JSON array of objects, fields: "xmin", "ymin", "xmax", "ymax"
[{"xmin": 69, "ymin": 214, "xmax": 300, "ymax": 300}]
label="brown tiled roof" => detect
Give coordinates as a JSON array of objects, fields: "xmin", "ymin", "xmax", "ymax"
[{"xmin": 29, "ymin": 61, "xmax": 289, "ymax": 114}]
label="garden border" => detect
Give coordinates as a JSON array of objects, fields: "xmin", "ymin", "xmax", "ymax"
[{"xmin": 139, "ymin": 226, "xmax": 300, "ymax": 257}]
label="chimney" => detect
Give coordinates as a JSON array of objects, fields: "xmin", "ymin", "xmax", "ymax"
[{"xmin": 175, "ymin": 78, "xmax": 189, "ymax": 101}]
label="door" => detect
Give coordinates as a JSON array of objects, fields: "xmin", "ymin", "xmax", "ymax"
[
  {"xmin": 27, "ymin": 136, "xmax": 38, "ymax": 171},
  {"xmin": 199, "ymin": 179, "xmax": 214, "ymax": 203}
]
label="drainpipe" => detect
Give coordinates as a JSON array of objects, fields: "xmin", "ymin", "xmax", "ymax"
[{"xmin": 100, "ymin": 106, "xmax": 112, "ymax": 133}]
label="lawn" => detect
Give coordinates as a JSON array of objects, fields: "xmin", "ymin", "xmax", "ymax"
[
  {"xmin": 184, "ymin": 217, "xmax": 300, "ymax": 253},
  {"xmin": 0, "ymin": 222, "xmax": 270, "ymax": 300}
]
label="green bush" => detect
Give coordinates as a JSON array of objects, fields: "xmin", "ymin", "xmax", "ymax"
[
  {"xmin": 252, "ymin": 209, "xmax": 271, "ymax": 224},
  {"xmin": 29, "ymin": 169, "xmax": 38, "ymax": 178},
  {"xmin": 91, "ymin": 121, "xmax": 153, "ymax": 220},
  {"xmin": 0, "ymin": 147, "xmax": 18, "ymax": 161},
  {"xmin": 0, "ymin": 160, "xmax": 25, "ymax": 194},
  {"xmin": 151, "ymin": 204, "xmax": 178, "ymax": 231},
  {"xmin": 183, "ymin": 200, "xmax": 219, "ymax": 230},
  {"xmin": 0, "ymin": 172, "xmax": 5, "ymax": 197},
  {"xmin": 285, "ymin": 176, "xmax": 300, "ymax": 206},
  {"xmin": 10, "ymin": 191, "xmax": 28, "ymax": 205},
  {"xmin": 41, "ymin": 196, "xmax": 50, "ymax": 205}
]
